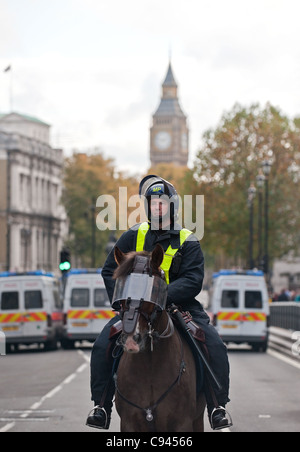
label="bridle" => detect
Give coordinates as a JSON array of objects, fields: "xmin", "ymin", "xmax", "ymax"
[
  {"xmin": 114, "ymin": 254, "xmax": 171, "ymax": 342},
  {"xmin": 114, "ymin": 317, "xmax": 185, "ymax": 428},
  {"xmin": 113, "ymin": 254, "xmax": 186, "ymax": 428}
]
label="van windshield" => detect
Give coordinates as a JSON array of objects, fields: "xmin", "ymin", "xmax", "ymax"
[
  {"xmin": 1, "ymin": 292, "xmax": 19, "ymax": 310},
  {"xmin": 245, "ymin": 291, "xmax": 263, "ymax": 309},
  {"xmin": 94, "ymin": 288, "xmax": 110, "ymax": 307},
  {"xmin": 71, "ymin": 289, "xmax": 89, "ymax": 308},
  {"xmin": 221, "ymin": 290, "xmax": 239, "ymax": 309}
]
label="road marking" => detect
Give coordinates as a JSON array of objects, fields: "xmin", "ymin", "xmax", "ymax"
[
  {"xmin": 77, "ymin": 349, "xmax": 91, "ymax": 364},
  {"xmin": 0, "ymin": 418, "xmax": 50, "ymax": 422},
  {"xmin": 6, "ymin": 410, "xmax": 54, "ymax": 414},
  {"xmin": 268, "ymin": 349, "xmax": 300, "ymax": 371},
  {"xmin": 0, "ymin": 422, "xmax": 15, "ymax": 433},
  {"xmin": 0, "ymin": 355, "xmax": 89, "ymax": 432},
  {"xmin": 62, "ymin": 373, "xmax": 77, "ymax": 385}
]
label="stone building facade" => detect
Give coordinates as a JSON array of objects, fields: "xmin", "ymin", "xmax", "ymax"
[{"xmin": 0, "ymin": 112, "xmax": 67, "ymax": 273}]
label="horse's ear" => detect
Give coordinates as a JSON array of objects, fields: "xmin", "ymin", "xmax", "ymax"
[
  {"xmin": 114, "ymin": 247, "xmax": 125, "ymax": 266},
  {"xmin": 151, "ymin": 244, "xmax": 164, "ymax": 270}
]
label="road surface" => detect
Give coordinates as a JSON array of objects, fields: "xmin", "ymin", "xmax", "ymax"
[{"xmin": 0, "ymin": 344, "xmax": 300, "ymax": 433}]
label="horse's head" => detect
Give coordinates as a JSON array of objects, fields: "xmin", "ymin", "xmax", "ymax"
[{"xmin": 112, "ymin": 244, "xmax": 170, "ymax": 353}]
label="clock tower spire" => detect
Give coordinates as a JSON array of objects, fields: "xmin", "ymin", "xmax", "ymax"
[{"xmin": 150, "ymin": 62, "xmax": 189, "ymax": 167}]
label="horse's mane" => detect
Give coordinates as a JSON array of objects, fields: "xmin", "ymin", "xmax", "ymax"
[{"xmin": 113, "ymin": 251, "xmax": 150, "ymax": 280}]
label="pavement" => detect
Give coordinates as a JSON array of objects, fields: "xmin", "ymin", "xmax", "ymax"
[{"xmin": 0, "ymin": 343, "xmax": 300, "ymax": 433}]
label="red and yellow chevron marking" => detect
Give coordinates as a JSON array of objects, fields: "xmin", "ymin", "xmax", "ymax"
[
  {"xmin": 0, "ymin": 312, "xmax": 47, "ymax": 323},
  {"xmin": 241, "ymin": 312, "xmax": 267, "ymax": 322},
  {"xmin": 0, "ymin": 312, "xmax": 23, "ymax": 323},
  {"xmin": 67, "ymin": 310, "xmax": 116, "ymax": 320},
  {"xmin": 92, "ymin": 310, "xmax": 116, "ymax": 320},
  {"xmin": 22, "ymin": 312, "xmax": 47, "ymax": 322},
  {"xmin": 218, "ymin": 312, "xmax": 266, "ymax": 322},
  {"xmin": 68, "ymin": 310, "xmax": 92, "ymax": 320},
  {"xmin": 218, "ymin": 312, "xmax": 241, "ymax": 321}
]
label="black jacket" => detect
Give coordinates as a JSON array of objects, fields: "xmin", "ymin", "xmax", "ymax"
[{"xmin": 102, "ymin": 223, "xmax": 205, "ymax": 313}]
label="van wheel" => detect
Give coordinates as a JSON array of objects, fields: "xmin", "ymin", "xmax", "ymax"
[
  {"xmin": 44, "ymin": 339, "xmax": 59, "ymax": 352},
  {"xmin": 252, "ymin": 343, "xmax": 260, "ymax": 352},
  {"xmin": 61, "ymin": 339, "xmax": 75, "ymax": 350},
  {"xmin": 261, "ymin": 341, "xmax": 268, "ymax": 353},
  {"xmin": 252, "ymin": 342, "xmax": 268, "ymax": 353}
]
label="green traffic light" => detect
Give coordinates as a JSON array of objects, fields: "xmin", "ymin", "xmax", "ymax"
[{"xmin": 59, "ymin": 261, "xmax": 71, "ymax": 271}]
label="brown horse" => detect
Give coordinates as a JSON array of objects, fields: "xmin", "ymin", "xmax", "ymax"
[{"xmin": 112, "ymin": 244, "xmax": 206, "ymax": 432}]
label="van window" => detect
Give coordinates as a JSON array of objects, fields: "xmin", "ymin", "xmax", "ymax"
[
  {"xmin": 245, "ymin": 291, "xmax": 263, "ymax": 309},
  {"xmin": 1, "ymin": 292, "xmax": 19, "ymax": 310},
  {"xmin": 25, "ymin": 291, "xmax": 43, "ymax": 309},
  {"xmin": 71, "ymin": 289, "xmax": 89, "ymax": 308},
  {"xmin": 94, "ymin": 289, "xmax": 110, "ymax": 308},
  {"xmin": 221, "ymin": 290, "xmax": 239, "ymax": 309}
]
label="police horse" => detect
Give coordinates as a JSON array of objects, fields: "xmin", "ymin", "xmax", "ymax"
[{"xmin": 111, "ymin": 245, "xmax": 206, "ymax": 432}]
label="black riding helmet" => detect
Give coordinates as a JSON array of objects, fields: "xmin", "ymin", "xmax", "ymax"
[{"xmin": 139, "ymin": 175, "xmax": 179, "ymax": 223}]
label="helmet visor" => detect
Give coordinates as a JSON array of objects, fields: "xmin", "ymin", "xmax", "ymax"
[{"xmin": 139, "ymin": 175, "xmax": 164, "ymax": 198}]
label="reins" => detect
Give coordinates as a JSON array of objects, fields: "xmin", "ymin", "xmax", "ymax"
[{"xmin": 114, "ymin": 327, "xmax": 186, "ymax": 429}]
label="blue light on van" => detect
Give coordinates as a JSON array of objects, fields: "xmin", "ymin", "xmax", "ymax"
[
  {"xmin": 0, "ymin": 272, "xmax": 18, "ymax": 278},
  {"xmin": 26, "ymin": 270, "xmax": 55, "ymax": 277},
  {"xmin": 66, "ymin": 268, "xmax": 102, "ymax": 276},
  {"xmin": 246, "ymin": 270, "xmax": 264, "ymax": 276},
  {"xmin": 213, "ymin": 269, "xmax": 264, "ymax": 279},
  {"xmin": 0, "ymin": 270, "xmax": 55, "ymax": 278}
]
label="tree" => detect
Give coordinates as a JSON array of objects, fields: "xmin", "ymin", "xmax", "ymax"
[
  {"xmin": 62, "ymin": 151, "xmax": 138, "ymax": 267},
  {"xmin": 192, "ymin": 103, "xmax": 300, "ymax": 269}
]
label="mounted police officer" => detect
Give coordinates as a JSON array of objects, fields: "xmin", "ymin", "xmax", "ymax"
[{"xmin": 87, "ymin": 175, "xmax": 232, "ymax": 431}]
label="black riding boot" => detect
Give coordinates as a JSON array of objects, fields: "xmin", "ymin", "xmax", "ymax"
[
  {"xmin": 86, "ymin": 403, "xmax": 112, "ymax": 430},
  {"xmin": 87, "ymin": 316, "xmax": 120, "ymax": 430},
  {"xmin": 209, "ymin": 406, "xmax": 233, "ymax": 431}
]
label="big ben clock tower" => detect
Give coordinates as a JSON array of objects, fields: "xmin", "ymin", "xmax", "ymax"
[{"xmin": 150, "ymin": 62, "xmax": 189, "ymax": 167}]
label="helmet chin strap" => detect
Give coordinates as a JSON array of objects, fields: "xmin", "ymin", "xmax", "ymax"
[{"xmin": 150, "ymin": 215, "xmax": 172, "ymax": 231}]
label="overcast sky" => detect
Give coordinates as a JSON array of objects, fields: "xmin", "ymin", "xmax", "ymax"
[{"xmin": 1, "ymin": 0, "xmax": 300, "ymax": 174}]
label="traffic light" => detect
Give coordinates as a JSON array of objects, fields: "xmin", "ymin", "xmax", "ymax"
[{"xmin": 59, "ymin": 248, "xmax": 71, "ymax": 273}]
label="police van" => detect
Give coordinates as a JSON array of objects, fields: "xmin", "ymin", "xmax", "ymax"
[
  {"xmin": 0, "ymin": 271, "xmax": 63, "ymax": 352},
  {"xmin": 209, "ymin": 270, "xmax": 270, "ymax": 352},
  {"xmin": 61, "ymin": 269, "xmax": 115, "ymax": 349}
]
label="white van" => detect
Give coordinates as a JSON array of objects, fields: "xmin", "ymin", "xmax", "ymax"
[
  {"xmin": 61, "ymin": 269, "xmax": 115, "ymax": 349},
  {"xmin": 209, "ymin": 270, "xmax": 270, "ymax": 352},
  {"xmin": 0, "ymin": 271, "xmax": 63, "ymax": 351}
]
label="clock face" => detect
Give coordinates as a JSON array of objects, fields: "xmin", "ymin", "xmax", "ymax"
[{"xmin": 154, "ymin": 131, "xmax": 171, "ymax": 151}]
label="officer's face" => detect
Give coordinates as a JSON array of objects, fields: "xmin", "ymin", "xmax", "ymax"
[{"xmin": 150, "ymin": 198, "xmax": 170, "ymax": 220}]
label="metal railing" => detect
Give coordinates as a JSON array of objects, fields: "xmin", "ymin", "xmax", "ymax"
[
  {"xmin": 269, "ymin": 303, "xmax": 300, "ymax": 359},
  {"xmin": 270, "ymin": 302, "xmax": 300, "ymax": 331}
]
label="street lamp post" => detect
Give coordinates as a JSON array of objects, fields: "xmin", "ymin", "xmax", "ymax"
[
  {"xmin": 247, "ymin": 184, "xmax": 257, "ymax": 269},
  {"xmin": 256, "ymin": 173, "xmax": 265, "ymax": 270},
  {"xmin": 90, "ymin": 199, "xmax": 96, "ymax": 268},
  {"xmin": 262, "ymin": 160, "xmax": 272, "ymax": 280},
  {"xmin": 106, "ymin": 233, "xmax": 118, "ymax": 256}
]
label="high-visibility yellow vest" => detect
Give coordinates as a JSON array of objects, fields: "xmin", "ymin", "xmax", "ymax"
[{"xmin": 136, "ymin": 222, "xmax": 193, "ymax": 284}]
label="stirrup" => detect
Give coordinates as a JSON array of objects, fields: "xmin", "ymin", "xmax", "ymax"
[
  {"xmin": 210, "ymin": 406, "xmax": 233, "ymax": 431},
  {"xmin": 86, "ymin": 405, "xmax": 108, "ymax": 429}
]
